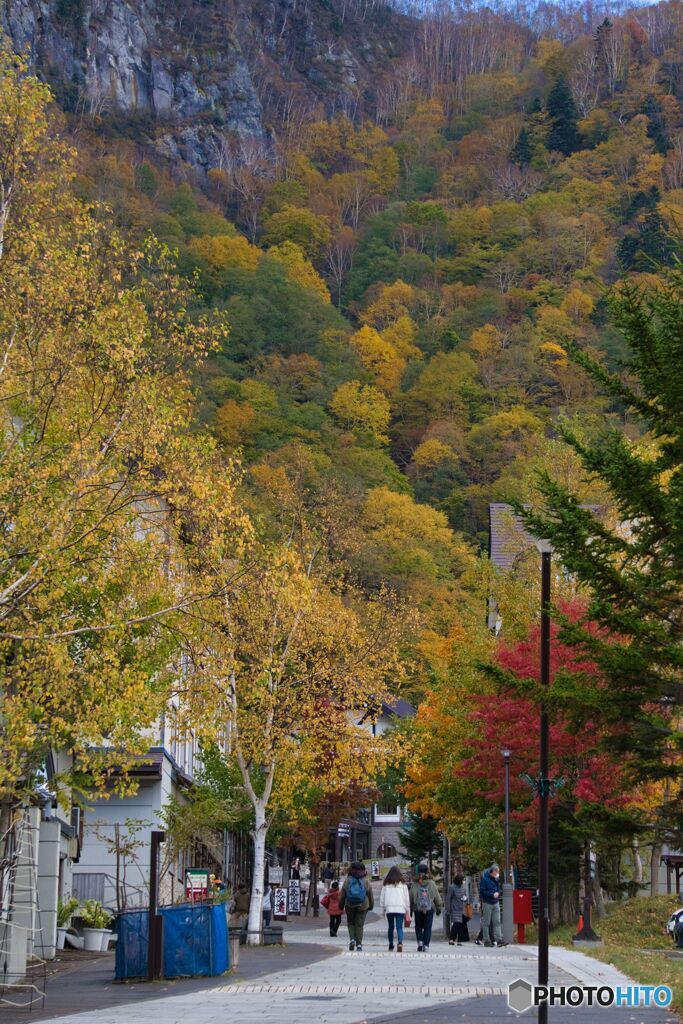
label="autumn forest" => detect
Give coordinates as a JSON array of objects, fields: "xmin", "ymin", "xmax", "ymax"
[{"xmin": 0, "ymin": 0, "xmax": 681, "ymax": 949}]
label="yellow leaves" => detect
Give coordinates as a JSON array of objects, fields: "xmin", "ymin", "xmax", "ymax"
[
  {"xmin": 470, "ymin": 323, "xmax": 505, "ymax": 359},
  {"xmin": 360, "ymin": 280, "xmax": 421, "ymax": 329},
  {"xmin": 560, "ymin": 288, "xmax": 594, "ymax": 321},
  {"xmin": 540, "ymin": 341, "xmax": 569, "ymax": 366},
  {"xmin": 382, "ymin": 315, "xmax": 421, "ymax": 359},
  {"xmin": 263, "ymin": 204, "xmax": 331, "ymax": 258},
  {"xmin": 267, "ymin": 240, "xmax": 331, "ymax": 302},
  {"xmin": 215, "ymin": 398, "xmax": 256, "ymax": 447},
  {"xmin": 349, "ymin": 324, "xmax": 406, "ymax": 393},
  {"xmin": 189, "ymin": 233, "xmax": 260, "ymax": 271},
  {"xmin": 329, "ymin": 380, "xmax": 391, "ymax": 442},
  {"xmin": 412, "ymin": 438, "xmax": 457, "ymax": 469},
  {"xmin": 0, "ymin": 46, "xmax": 256, "ymax": 802}
]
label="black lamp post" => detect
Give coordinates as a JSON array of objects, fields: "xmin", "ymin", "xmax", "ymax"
[
  {"xmin": 536, "ymin": 539, "xmax": 553, "ymax": 1024},
  {"xmin": 502, "ymin": 748, "xmax": 511, "ymax": 881},
  {"xmin": 501, "ymin": 748, "xmax": 513, "ymax": 944}
]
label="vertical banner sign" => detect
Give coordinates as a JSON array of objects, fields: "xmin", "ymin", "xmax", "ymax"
[
  {"xmin": 288, "ymin": 878, "xmax": 301, "ymax": 915},
  {"xmin": 273, "ymin": 886, "xmax": 288, "ymax": 921}
]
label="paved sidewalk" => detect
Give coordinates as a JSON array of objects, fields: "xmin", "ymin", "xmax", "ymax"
[{"xmin": 1, "ymin": 908, "xmax": 677, "ymax": 1024}]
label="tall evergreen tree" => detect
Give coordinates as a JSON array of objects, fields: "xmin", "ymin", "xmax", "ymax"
[
  {"xmin": 546, "ymin": 74, "xmax": 579, "ymax": 156},
  {"xmin": 519, "ymin": 262, "xmax": 683, "ymax": 786},
  {"xmin": 510, "ymin": 125, "xmax": 532, "ymax": 166},
  {"xmin": 398, "ymin": 810, "xmax": 442, "ymax": 869},
  {"xmin": 617, "ymin": 210, "xmax": 676, "ymax": 271}
]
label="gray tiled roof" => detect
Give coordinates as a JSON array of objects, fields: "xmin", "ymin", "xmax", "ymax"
[{"xmin": 488, "ymin": 502, "xmax": 534, "ymax": 570}]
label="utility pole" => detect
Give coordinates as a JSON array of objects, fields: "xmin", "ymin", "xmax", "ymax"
[
  {"xmin": 502, "ymin": 748, "xmax": 513, "ymax": 945},
  {"xmin": 538, "ymin": 544, "xmax": 552, "ymax": 1024},
  {"xmin": 147, "ymin": 830, "xmax": 165, "ymax": 981}
]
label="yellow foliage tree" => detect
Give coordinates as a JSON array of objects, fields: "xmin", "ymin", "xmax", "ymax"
[
  {"xmin": 0, "ymin": 47, "xmax": 250, "ymax": 800},
  {"xmin": 183, "ymin": 481, "xmax": 410, "ymax": 945},
  {"xmin": 267, "ymin": 240, "xmax": 331, "ymax": 302},
  {"xmin": 189, "ymin": 233, "xmax": 260, "ymax": 271},
  {"xmin": 360, "ymin": 280, "xmax": 421, "ymax": 329},
  {"xmin": 350, "ymin": 324, "xmax": 406, "ymax": 393},
  {"xmin": 329, "ymin": 380, "xmax": 391, "ymax": 442}
]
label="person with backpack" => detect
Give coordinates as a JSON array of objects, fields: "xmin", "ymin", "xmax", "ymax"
[
  {"xmin": 339, "ymin": 860, "xmax": 374, "ymax": 951},
  {"xmin": 409, "ymin": 864, "xmax": 442, "ymax": 952},
  {"xmin": 320, "ymin": 880, "xmax": 344, "ymax": 937},
  {"xmin": 379, "ymin": 865, "xmax": 411, "ymax": 951}
]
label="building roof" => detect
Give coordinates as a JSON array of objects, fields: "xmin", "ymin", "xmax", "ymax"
[
  {"xmin": 488, "ymin": 503, "xmax": 535, "ymax": 570},
  {"xmin": 381, "ymin": 699, "xmax": 416, "ymax": 719}
]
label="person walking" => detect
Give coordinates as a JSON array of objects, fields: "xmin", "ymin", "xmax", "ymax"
[
  {"xmin": 262, "ymin": 882, "xmax": 273, "ymax": 928},
  {"xmin": 379, "ymin": 866, "xmax": 411, "ymax": 951},
  {"xmin": 321, "ymin": 880, "xmax": 344, "ymax": 937},
  {"xmin": 479, "ymin": 863, "xmax": 505, "ymax": 947},
  {"xmin": 339, "ymin": 860, "xmax": 374, "ymax": 951},
  {"xmin": 410, "ymin": 864, "xmax": 442, "ymax": 952},
  {"xmin": 447, "ymin": 873, "xmax": 469, "ymax": 945}
]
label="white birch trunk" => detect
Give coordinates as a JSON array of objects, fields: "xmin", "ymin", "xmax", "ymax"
[
  {"xmin": 246, "ymin": 798, "xmax": 268, "ymax": 945},
  {"xmin": 632, "ymin": 839, "xmax": 643, "ymax": 886},
  {"xmin": 651, "ymin": 843, "xmax": 662, "ymax": 897}
]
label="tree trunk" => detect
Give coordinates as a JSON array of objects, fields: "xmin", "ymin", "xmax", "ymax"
[
  {"xmin": 593, "ymin": 854, "xmax": 605, "ymax": 919},
  {"xmin": 650, "ymin": 843, "xmax": 662, "ymax": 897},
  {"xmin": 632, "ymin": 838, "xmax": 643, "ymax": 893},
  {"xmin": 247, "ymin": 800, "xmax": 267, "ymax": 945}
]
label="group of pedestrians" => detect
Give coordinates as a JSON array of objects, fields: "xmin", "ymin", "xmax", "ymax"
[{"xmin": 322, "ymin": 860, "xmax": 508, "ymax": 952}]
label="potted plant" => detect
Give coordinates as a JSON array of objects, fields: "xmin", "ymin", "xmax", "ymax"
[
  {"xmin": 80, "ymin": 899, "xmax": 113, "ymax": 951},
  {"xmin": 56, "ymin": 896, "xmax": 79, "ymax": 949}
]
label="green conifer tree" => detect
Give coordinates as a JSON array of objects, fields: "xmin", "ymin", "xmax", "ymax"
[
  {"xmin": 510, "ymin": 126, "xmax": 532, "ymax": 166},
  {"xmin": 519, "ymin": 262, "xmax": 682, "ymax": 784},
  {"xmin": 546, "ymin": 74, "xmax": 579, "ymax": 156}
]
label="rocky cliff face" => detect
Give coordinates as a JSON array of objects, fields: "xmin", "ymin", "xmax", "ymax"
[{"xmin": 2, "ymin": 0, "xmax": 409, "ymax": 169}]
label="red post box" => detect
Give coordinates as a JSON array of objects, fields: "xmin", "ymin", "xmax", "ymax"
[{"xmin": 513, "ymin": 888, "xmax": 533, "ymax": 944}]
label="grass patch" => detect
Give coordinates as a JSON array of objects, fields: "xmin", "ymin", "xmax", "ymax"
[{"xmin": 544, "ymin": 896, "xmax": 683, "ymax": 1013}]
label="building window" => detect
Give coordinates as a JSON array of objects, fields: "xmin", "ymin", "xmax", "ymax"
[{"xmin": 374, "ymin": 802, "xmax": 401, "ymax": 823}]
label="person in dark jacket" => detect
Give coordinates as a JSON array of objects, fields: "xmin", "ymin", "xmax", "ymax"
[
  {"xmin": 479, "ymin": 864, "xmax": 505, "ymax": 946},
  {"xmin": 409, "ymin": 864, "xmax": 442, "ymax": 952},
  {"xmin": 339, "ymin": 861, "xmax": 374, "ymax": 951},
  {"xmin": 447, "ymin": 874, "xmax": 469, "ymax": 945}
]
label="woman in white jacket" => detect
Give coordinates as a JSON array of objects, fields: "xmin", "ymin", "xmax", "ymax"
[{"xmin": 379, "ymin": 866, "xmax": 411, "ymax": 951}]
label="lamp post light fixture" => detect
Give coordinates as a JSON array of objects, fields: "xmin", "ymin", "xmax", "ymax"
[{"xmin": 501, "ymin": 747, "xmax": 513, "ymax": 945}]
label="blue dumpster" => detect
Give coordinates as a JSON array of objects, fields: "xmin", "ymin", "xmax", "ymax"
[{"xmin": 115, "ymin": 903, "xmax": 229, "ymax": 980}]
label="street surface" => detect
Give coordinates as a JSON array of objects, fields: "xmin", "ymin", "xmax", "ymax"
[{"xmin": 17, "ymin": 907, "xmax": 678, "ymax": 1024}]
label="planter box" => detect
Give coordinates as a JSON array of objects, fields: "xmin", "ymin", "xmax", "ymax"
[
  {"xmin": 263, "ymin": 926, "xmax": 284, "ymax": 946},
  {"xmin": 56, "ymin": 928, "xmax": 67, "ymax": 950},
  {"xmin": 83, "ymin": 927, "xmax": 109, "ymax": 952}
]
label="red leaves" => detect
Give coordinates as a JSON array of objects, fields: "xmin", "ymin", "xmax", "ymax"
[{"xmin": 458, "ymin": 600, "xmax": 624, "ymax": 809}]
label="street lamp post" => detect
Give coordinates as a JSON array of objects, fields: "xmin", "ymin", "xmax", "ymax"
[
  {"xmin": 501, "ymin": 748, "xmax": 513, "ymax": 944},
  {"xmin": 536, "ymin": 540, "xmax": 553, "ymax": 1024}
]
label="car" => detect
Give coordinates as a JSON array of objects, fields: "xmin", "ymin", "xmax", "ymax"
[{"xmin": 666, "ymin": 907, "xmax": 683, "ymax": 939}]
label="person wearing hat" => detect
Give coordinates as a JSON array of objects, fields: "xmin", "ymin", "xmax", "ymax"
[{"xmin": 479, "ymin": 863, "xmax": 506, "ymax": 947}]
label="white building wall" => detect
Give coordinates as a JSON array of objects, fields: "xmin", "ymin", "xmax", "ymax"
[{"xmin": 73, "ymin": 752, "xmax": 192, "ymax": 912}]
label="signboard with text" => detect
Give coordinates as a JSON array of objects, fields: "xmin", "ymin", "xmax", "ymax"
[
  {"xmin": 273, "ymin": 886, "xmax": 288, "ymax": 920},
  {"xmin": 185, "ymin": 868, "xmax": 209, "ymax": 902},
  {"xmin": 288, "ymin": 878, "xmax": 301, "ymax": 915}
]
